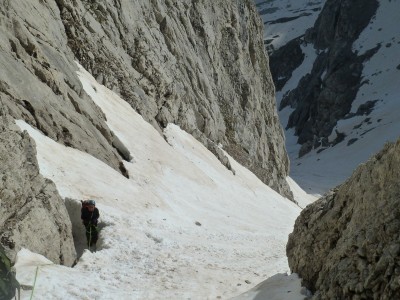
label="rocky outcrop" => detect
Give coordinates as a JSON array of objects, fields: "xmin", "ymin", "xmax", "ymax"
[
  {"xmin": 0, "ymin": 112, "xmax": 76, "ymax": 266},
  {"xmin": 0, "ymin": 0, "xmax": 129, "ymax": 177},
  {"xmin": 287, "ymin": 138, "xmax": 400, "ymax": 299},
  {"xmin": 278, "ymin": 0, "xmax": 379, "ymax": 156}
]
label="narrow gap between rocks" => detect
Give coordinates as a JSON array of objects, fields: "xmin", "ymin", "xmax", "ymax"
[{"xmin": 64, "ymin": 198, "xmax": 106, "ymax": 261}]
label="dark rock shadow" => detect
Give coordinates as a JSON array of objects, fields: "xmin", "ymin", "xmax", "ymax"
[
  {"xmin": 64, "ymin": 198, "xmax": 106, "ymax": 259},
  {"xmin": 232, "ymin": 273, "xmax": 311, "ymax": 300}
]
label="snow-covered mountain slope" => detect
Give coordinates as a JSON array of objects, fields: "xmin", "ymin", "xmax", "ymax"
[
  {"xmin": 255, "ymin": 0, "xmax": 326, "ymax": 53},
  {"xmin": 258, "ymin": 0, "xmax": 400, "ymax": 194},
  {"xmin": 14, "ymin": 64, "xmax": 305, "ymax": 300}
]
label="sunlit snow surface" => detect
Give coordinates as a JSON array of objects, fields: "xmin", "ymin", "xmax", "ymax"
[{"xmin": 14, "ymin": 64, "xmax": 308, "ymax": 299}]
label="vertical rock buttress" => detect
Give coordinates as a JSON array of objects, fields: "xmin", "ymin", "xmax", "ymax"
[{"xmin": 287, "ymin": 139, "xmax": 400, "ymax": 299}]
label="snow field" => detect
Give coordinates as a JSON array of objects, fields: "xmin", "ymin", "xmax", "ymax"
[{"xmin": 14, "ymin": 63, "xmax": 306, "ymax": 299}]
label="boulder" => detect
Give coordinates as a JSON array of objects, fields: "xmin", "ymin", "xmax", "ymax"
[
  {"xmin": 287, "ymin": 138, "xmax": 400, "ymax": 299},
  {"xmin": 0, "ymin": 113, "xmax": 76, "ymax": 266}
]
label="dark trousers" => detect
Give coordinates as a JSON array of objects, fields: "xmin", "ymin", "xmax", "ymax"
[{"xmin": 85, "ymin": 224, "xmax": 98, "ymax": 246}]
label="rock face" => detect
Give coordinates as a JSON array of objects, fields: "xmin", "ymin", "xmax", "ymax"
[
  {"xmin": 275, "ymin": 0, "xmax": 379, "ymax": 156},
  {"xmin": 0, "ymin": 0, "xmax": 291, "ymax": 197},
  {"xmin": 0, "ymin": 0, "xmax": 292, "ymax": 264},
  {"xmin": 287, "ymin": 138, "xmax": 400, "ymax": 299},
  {"xmin": 0, "ymin": 113, "xmax": 76, "ymax": 266},
  {"xmin": 56, "ymin": 0, "xmax": 292, "ymax": 197},
  {"xmin": 0, "ymin": 0, "xmax": 129, "ymax": 178}
]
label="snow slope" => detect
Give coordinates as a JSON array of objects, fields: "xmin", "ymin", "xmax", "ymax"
[
  {"xmin": 14, "ymin": 63, "xmax": 306, "ymax": 299},
  {"xmin": 258, "ymin": 0, "xmax": 400, "ymax": 195},
  {"xmin": 232, "ymin": 273, "xmax": 310, "ymax": 300},
  {"xmin": 288, "ymin": 1, "xmax": 400, "ymax": 194},
  {"xmin": 255, "ymin": 0, "xmax": 326, "ymax": 51}
]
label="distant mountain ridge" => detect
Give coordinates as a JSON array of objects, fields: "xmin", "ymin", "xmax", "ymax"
[
  {"xmin": 257, "ymin": 0, "xmax": 400, "ymax": 193},
  {"xmin": 255, "ymin": 0, "xmax": 325, "ymax": 54}
]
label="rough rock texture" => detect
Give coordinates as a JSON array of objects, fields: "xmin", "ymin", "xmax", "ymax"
[
  {"xmin": 278, "ymin": 0, "xmax": 379, "ymax": 156},
  {"xmin": 0, "ymin": 0, "xmax": 293, "ymax": 265},
  {"xmin": 0, "ymin": 0, "xmax": 291, "ymax": 197},
  {"xmin": 0, "ymin": 112, "xmax": 76, "ymax": 266},
  {"xmin": 0, "ymin": 0, "xmax": 129, "ymax": 177},
  {"xmin": 287, "ymin": 138, "xmax": 400, "ymax": 299},
  {"xmin": 53, "ymin": 0, "xmax": 291, "ymax": 197}
]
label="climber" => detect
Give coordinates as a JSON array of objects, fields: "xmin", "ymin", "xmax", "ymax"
[{"xmin": 81, "ymin": 200, "xmax": 100, "ymax": 250}]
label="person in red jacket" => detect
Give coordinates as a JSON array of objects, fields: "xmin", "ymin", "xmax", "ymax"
[{"xmin": 81, "ymin": 200, "xmax": 100, "ymax": 250}]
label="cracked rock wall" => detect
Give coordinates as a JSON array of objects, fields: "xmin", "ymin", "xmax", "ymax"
[
  {"xmin": 54, "ymin": 0, "xmax": 291, "ymax": 197},
  {"xmin": 287, "ymin": 138, "xmax": 400, "ymax": 299},
  {"xmin": 0, "ymin": 113, "xmax": 76, "ymax": 266}
]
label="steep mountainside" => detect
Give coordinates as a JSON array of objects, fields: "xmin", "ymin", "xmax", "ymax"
[
  {"xmin": 0, "ymin": 0, "xmax": 291, "ymax": 197},
  {"xmin": 255, "ymin": 0, "xmax": 326, "ymax": 90},
  {"xmin": 55, "ymin": 0, "xmax": 292, "ymax": 197},
  {"xmin": 287, "ymin": 138, "xmax": 400, "ymax": 299},
  {"xmin": 255, "ymin": 0, "xmax": 325, "ymax": 54},
  {"xmin": 0, "ymin": 0, "xmax": 291, "ymax": 264},
  {"xmin": 0, "ymin": 113, "xmax": 75, "ymax": 266},
  {"xmin": 281, "ymin": 0, "xmax": 379, "ymax": 156},
  {"xmin": 257, "ymin": 0, "xmax": 400, "ymax": 193}
]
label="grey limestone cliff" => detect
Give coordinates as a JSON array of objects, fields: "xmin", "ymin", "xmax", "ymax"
[
  {"xmin": 54, "ymin": 0, "xmax": 291, "ymax": 197},
  {"xmin": 0, "ymin": 0, "xmax": 291, "ymax": 196},
  {"xmin": 0, "ymin": 112, "xmax": 76, "ymax": 266},
  {"xmin": 287, "ymin": 138, "xmax": 400, "ymax": 299},
  {"xmin": 0, "ymin": 0, "xmax": 292, "ymax": 264}
]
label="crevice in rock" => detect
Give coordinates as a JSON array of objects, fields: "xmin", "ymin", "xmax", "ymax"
[
  {"xmin": 112, "ymin": 134, "xmax": 132, "ymax": 163},
  {"xmin": 64, "ymin": 198, "xmax": 106, "ymax": 260},
  {"xmin": 119, "ymin": 162, "xmax": 129, "ymax": 179},
  {"xmin": 32, "ymin": 65, "xmax": 62, "ymax": 95},
  {"xmin": 264, "ymin": 13, "xmax": 312, "ymax": 25}
]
